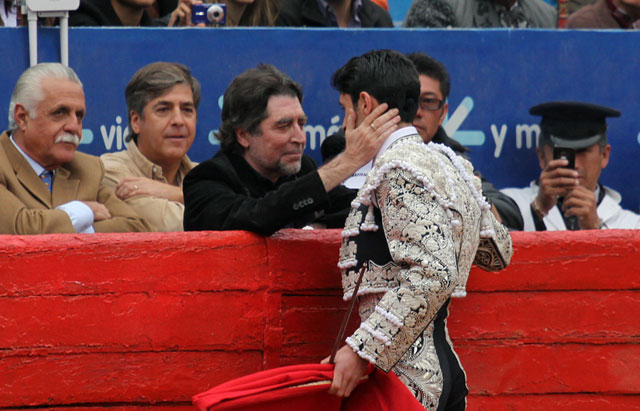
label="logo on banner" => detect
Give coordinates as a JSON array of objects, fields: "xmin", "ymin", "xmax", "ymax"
[{"xmin": 444, "ymin": 97, "xmax": 484, "ymax": 147}]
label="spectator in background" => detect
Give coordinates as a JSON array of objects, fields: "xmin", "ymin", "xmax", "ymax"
[
  {"xmin": 155, "ymin": 0, "xmax": 267, "ymax": 26},
  {"xmin": 146, "ymin": 0, "xmax": 178, "ymax": 18},
  {"xmin": 371, "ymin": 0, "xmax": 389, "ymax": 11},
  {"xmin": 405, "ymin": 51, "xmax": 521, "ymax": 228},
  {"xmin": 320, "ymin": 131, "xmax": 346, "ymax": 164},
  {"xmin": 501, "ymin": 101, "xmax": 640, "ymax": 231},
  {"xmin": 183, "ymin": 64, "xmax": 400, "ymax": 235},
  {"xmin": 0, "ymin": 63, "xmax": 148, "ymax": 234},
  {"xmin": 405, "ymin": 52, "xmax": 459, "ymax": 148},
  {"xmin": 100, "ymin": 62, "xmax": 199, "ymax": 232},
  {"xmin": 566, "ymin": 0, "xmax": 598, "ymax": 16},
  {"xmin": 163, "ymin": 0, "xmax": 278, "ymax": 27},
  {"xmin": 567, "ymin": 0, "xmax": 639, "ymax": 28},
  {"xmin": 1, "ymin": 0, "xmax": 20, "ymax": 26},
  {"xmin": 276, "ymin": 0, "xmax": 393, "ymax": 27},
  {"xmin": 156, "ymin": 0, "xmax": 281, "ymax": 26},
  {"xmin": 404, "ymin": 0, "xmax": 557, "ymax": 27},
  {"xmin": 221, "ymin": 0, "xmax": 280, "ymax": 26},
  {"xmin": 69, "ymin": 0, "xmax": 199, "ymax": 26}
]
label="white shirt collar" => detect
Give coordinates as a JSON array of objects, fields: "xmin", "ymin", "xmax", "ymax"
[
  {"xmin": 375, "ymin": 126, "xmax": 419, "ymax": 162},
  {"xmin": 343, "ymin": 126, "xmax": 418, "ymax": 190},
  {"xmin": 10, "ymin": 134, "xmax": 51, "ymax": 177}
]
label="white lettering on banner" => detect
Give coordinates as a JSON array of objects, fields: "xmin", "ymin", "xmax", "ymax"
[
  {"xmin": 100, "ymin": 124, "xmax": 115, "ymax": 150},
  {"xmin": 444, "ymin": 97, "xmax": 473, "ymax": 137},
  {"xmin": 490, "ymin": 124, "xmax": 507, "ymax": 158},
  {"xmin": 305, "ymin": 125, "xmax": 326, "ymax": 150},
  {"xmin": 100, "ymin": 116, "xmax": 128, "ymax": 151},
  {"xmin": 516, "ymin": 124, "xmax": 540, "ymax": 149},
  {"xmin": 327, "ymin": 115, "xmax": 342, "ymax": 138},
  {"xmin": 79, "ymin": 129, "xmax": 93, "ymax": 145},
  {"xmin": 444, "ymin": 97, "xmax": 485, "ymax": 148},
  {"xmin": 305, "ymin": 115, "xmax": 342, "ymax": 150}
]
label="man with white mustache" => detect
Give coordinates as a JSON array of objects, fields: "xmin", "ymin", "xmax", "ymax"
[{"xmin": 0, "ymin": 63, "xmax": 148, "ymax": 234}]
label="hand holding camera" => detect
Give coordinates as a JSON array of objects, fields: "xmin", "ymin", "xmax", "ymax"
[
  {"xmin": 168, "ymin": 0, "xmax": 200, "ymax": 26},
  {"xmin": 535, "ymin": 146, "xmax": 580, "ymax": 215},
  {"xmin": 168, "ymin": 0, "xmax": 227, "ymax": 27},
  {"xmin": 192, "ymin": 3, "xmax": 227, "ymax": 25},
  {"xmin": 559, "ymin": 184, "xmax": 600, "ymax": 229}
]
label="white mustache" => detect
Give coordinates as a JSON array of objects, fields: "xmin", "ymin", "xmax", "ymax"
[{"xmin": 55, "ymin": 133, "xmax": 80, "ymax": 146}]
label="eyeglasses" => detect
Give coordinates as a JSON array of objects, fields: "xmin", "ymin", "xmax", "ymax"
[{"xmin": 419, "ymin": 97, "xmax": 444, "ymax": 112}]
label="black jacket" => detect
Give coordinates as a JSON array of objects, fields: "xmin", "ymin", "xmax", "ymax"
[
  {"xmin": 276, "ymin": 0, "xmax": 393, "ymax": 27},
  {"xmin": 431, "ymin": 125, "xmax": 468, "ymax": 154},
  {"xmin": 183, "ymin": 150, "xmax": 355, "ymax": 235},
  {"xmin": 70, "ymin": 0, "xmax": 156, "ymax": 26}
]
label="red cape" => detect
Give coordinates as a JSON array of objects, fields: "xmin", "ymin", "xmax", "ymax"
[{"xmin": 193, "ymin": 363, "xmax": 424, "ymax": 410}]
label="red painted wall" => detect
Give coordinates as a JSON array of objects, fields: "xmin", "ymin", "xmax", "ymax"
[{"xmin": 1, "ymin": 229, "xmax": 639, "ymax": 409}]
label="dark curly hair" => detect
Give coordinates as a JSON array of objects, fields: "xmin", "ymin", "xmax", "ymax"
[{"xmin": 331, "ymin": 49, "xmax": 420, "ymax": 124}]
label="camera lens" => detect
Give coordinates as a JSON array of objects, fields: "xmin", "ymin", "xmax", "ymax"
[{"xmin": 207, "ymin": 5, "xmax": 224, "ymax": 23}]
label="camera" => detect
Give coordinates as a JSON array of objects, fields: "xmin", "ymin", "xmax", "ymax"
[
  {"xmin": 553, "ymin": 146, "xmax": 575, "ymax": 169},
  {"xmin": 192, "ymin": 3, "xmax": 226, "ymax": 25}
]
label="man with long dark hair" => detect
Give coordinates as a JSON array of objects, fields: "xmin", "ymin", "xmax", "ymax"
[{"xmin": 183, "ymin": 64, "xmax": 400, "ymax": 234}]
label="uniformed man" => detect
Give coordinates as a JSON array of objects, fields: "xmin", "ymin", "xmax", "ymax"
[{"xmin": 501, "ymin": 101, "xmax": 640, "ymax": 230}]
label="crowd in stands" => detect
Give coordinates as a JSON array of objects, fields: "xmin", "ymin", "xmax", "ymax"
[
  {"xmin": 1, "ymin": 51, "xmax": 638, "ymax": 235},
  {"xmin": 2, "ymin": 0, "xmax": 638, "ymax": 28},
  {"xmin": 0, "ymin": 0, "xmax": 638, "ymax": 235}
]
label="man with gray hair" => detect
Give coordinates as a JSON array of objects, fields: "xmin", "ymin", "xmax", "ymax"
[
  {"xmin": 0, "ymin": 63, "xmax": 148, "ymax": 234},
  {"xmin": 101, "ymin": 62, "xmax": 199, "ymax": 231}
]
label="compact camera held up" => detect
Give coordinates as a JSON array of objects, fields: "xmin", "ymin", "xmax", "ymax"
[{"xmin": 192, "ymin": 3, "xmax": 226, "ymax": 25}]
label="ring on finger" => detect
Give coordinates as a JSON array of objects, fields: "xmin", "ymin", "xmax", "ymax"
[
  {"xmin": 370, "ymin": 123, "xmax": 377, "ymax": 131},
  {"xmin": 134, "ymin": 185, "xmax": 139, "ymax": 190}
]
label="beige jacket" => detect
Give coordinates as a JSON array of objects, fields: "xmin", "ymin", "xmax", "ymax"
[
  {"xmin": 0, "ymin": 131, "xmax": 148, "ymax": 234},
  {"xmin": 100, "ymin": 142, "xmax": 195, "ymax": 232}
]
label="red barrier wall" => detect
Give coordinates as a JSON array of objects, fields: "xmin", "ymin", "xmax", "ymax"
[{"xmin": 1, "ymin": 229, "xmax": 639, "ymax": 410}]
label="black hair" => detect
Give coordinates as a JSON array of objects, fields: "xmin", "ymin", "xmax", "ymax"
[
  {"xmin": 217, "ymin": 64, "xmax": 303, "ymax": 153},
  {"xmin": 331, "ymin": 49, "xmax": 420, "ymax": 124},
  {"xmin": 406, "ymin": 52, "xmax": 450, "ymax": 99}
]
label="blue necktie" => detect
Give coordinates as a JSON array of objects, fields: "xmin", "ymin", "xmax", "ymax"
[{"xmin": 39, "ymin": 170, "xmax": 54, "ymax": 193}]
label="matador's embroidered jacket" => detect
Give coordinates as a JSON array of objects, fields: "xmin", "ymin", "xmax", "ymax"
[{"xmin": 338, "ymin": 129, "xmax": 513, "ymax": 409}]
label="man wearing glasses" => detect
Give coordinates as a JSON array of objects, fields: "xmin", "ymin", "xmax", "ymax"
[
  {"xmin": 406, "ymin": 52, "xmax": 521, "ymax": 229},
  {"xmin": 406, "ymin": 52, "xmax": 460, "ymax": 148}
]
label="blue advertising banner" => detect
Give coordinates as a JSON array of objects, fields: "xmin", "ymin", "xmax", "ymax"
[{"xmin": 0, "ymin": 28, "xmax": 639, "ymax": 211}]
